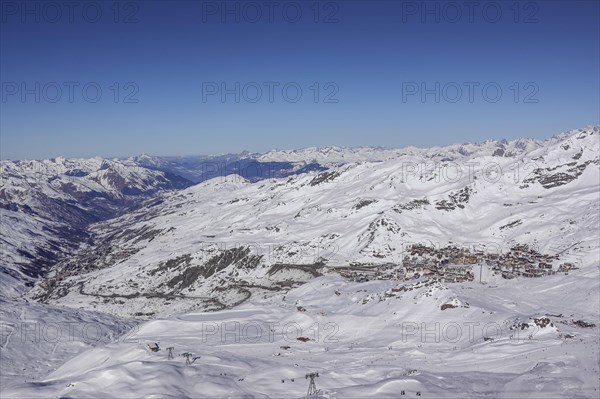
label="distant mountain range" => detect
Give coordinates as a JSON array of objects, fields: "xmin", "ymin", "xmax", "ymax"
[
  {"xmin": 0, "ymin": 126, "xmax": 595, "ymax": 318},
  {"xmin": 0, "ymin": 157, "xmax": 192, "ymax": 296}
]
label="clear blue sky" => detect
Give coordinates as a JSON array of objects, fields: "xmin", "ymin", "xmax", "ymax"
[{"xmin": 1, "ymin": 0, "xmax": 599, "ymax": 160}]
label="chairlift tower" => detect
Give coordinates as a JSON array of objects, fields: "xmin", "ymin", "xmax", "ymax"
[
  {"xmin": 305, "ymin": 372, "xmax": 319, "ymax": 396},
  {"xmin": 479, "ymin": 261, "xmax": 484, "ymax": 283},
  {"xmin": 182, "ymin": 352, "xmax": 193, "ymax": 365}
]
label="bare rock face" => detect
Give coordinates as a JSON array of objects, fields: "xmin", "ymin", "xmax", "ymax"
[
  {"xmin": 7, "ymin": 126, "xmax": 600, "ymax": 318},
  {"xmin": 0, "ymin": 158, "xmax": 193, "ymax": 295}
]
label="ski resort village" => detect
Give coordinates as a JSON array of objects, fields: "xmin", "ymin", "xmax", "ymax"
[{"xmin": 0, "ymin": 127, "xmax": 598, "ymax": 398}]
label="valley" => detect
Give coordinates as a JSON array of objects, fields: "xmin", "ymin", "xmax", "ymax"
[{"xmin": 1, "ymin": 126, "xmax": 599, "ymax": 398}]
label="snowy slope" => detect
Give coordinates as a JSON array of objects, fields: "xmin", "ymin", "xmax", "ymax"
[
  {"xmin": 257, "ymin": 136, "xmax": 542, "ymax": 164},
  {"xmin": 131, "ymin": 153, "xmax": 326, "ymax": 184},
  {"xmin": 1, "ymin": 126, "xmax": 599, "ymax": 399},
  {"xmin": 0, "ymin": 297, "xmax": 137, "ymax": 391},
  {"xmin": 6, "ymin": 272, "xmax": 599, "ymax": 398},
  {"xmin": 0, "ymin": 157, "xmax": 192, "ymax": 297},
  {"xmin": 28, "ymin": 127, "xmax": 600, "ymax": 318}
]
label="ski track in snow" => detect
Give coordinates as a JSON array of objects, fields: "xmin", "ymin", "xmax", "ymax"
[
  {"xmin": 3, "ymin": 274, "xmax": 600, "ymax": 398},
  {"xmin": 1, "ymin": 126, "xmax": 599, "ymax": 398}
]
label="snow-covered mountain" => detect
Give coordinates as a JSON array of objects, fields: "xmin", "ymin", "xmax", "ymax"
[
  {"xmin": 7, "ymin": 273, "xmax": 600, "ymax": 398},
  {"xmin": 27, "ymin": 127, "xmax": 600, "ymax": 319},
  {"xmin": 0, "ymin": 157, "xmax": 192, "ymax": 296},
  {"xmin": 0, "ymin": 296, "xmax": 136, "ymax": 390},
  {"xmin": 1, "ymin": 126, "xmax": 599, "ymax": 398},
  {"xmin": 257, "ymin": 137, "xmax": 542, "ymax": 164},
  {"xmin": 130, "ymin": 153, "xmax": 326, "ymax": 184}
]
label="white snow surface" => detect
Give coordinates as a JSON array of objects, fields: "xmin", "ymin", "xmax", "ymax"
[
  {"xmin": 0, "ymin": 157, "xmax": 188, "ymax": 296},
  {"xmin": 4, "ymin": 272, "xmax": 600, "ymax": 398},
  {"xmin": 29, "ymin": 126, "xmax": 600, "ymax": 317},
  {"xmin": 1, "ymin": 126, "xmax": 599, "ymax": 398}
]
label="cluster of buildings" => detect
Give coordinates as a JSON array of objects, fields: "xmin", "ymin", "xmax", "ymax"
[{"xmin": 335, "ymin": 244, "xmax": 578, "ymax": 283}]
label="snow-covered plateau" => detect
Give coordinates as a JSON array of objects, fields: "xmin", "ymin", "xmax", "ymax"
[{"xmin": 1, "ymin": 126, "xmax": 599, "ymax": 398}]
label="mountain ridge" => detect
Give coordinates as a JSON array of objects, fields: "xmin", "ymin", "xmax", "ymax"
[{"xmin": 21, "ymin": 126, "xmax": 599, "ymax": 318}]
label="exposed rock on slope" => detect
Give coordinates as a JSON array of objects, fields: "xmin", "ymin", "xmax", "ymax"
[
  {"xmin": 27, "ymin": 127, "xmax": 600, "ymax": 318},
  {"xmin": 0, "ymin": 157, "xmax": 192, "ymax": 296}
]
